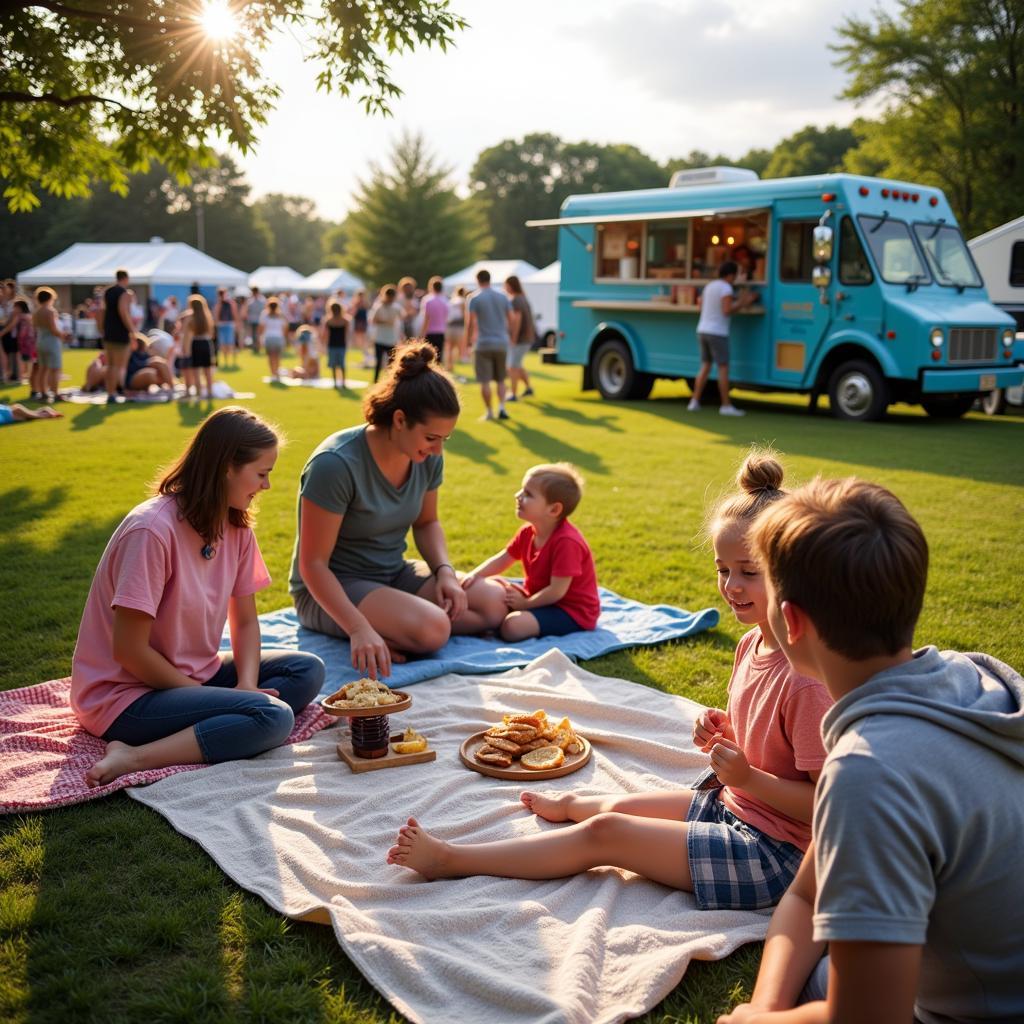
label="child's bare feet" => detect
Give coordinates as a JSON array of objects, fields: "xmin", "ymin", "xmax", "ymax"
[
  {"xmin": 86, "ymin": 740, "xmax": 138, "ymax": 787},
  {"xmin": 520, "ymin": 791, "xmax": 572, "ymax": 822},
  {"xmin": 386, "ymin": 817, "xmax": 457, "ymax": 879}
]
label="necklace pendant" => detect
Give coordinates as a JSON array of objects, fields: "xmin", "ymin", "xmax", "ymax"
[{"xmin": 201, "ymin": 544, "xmax": 216, "ymax": 560}]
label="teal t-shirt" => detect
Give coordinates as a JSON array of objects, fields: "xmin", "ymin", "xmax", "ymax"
[{"xmin": 288, "ymin": 425, "xmax": 444, "ymax": 593}]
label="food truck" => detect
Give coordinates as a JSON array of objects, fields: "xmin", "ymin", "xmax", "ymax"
[{"xmin": 529, "ymin": 169, "xmax": 1023, "ymax": 420}]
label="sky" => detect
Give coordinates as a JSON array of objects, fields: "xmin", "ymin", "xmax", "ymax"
[{"xmin": 237, "ymin": 0, "xmax": 899, "ymax": 222}]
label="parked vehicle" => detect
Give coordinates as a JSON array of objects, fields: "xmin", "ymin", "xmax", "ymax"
[
  {"xmin": 968, "ymin": 215, "xmax": 1024, "ymax": 415},
  {"xmin": 523, "ymin": 261, "xmax": 559, "ymax": 351},
  {"xmin": 530, "ymin": 169, "xmax": 1022, "ymax": 420}
]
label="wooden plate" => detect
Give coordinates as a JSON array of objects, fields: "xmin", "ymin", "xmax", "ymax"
[
  {"xmin": 459, "ymin": 731, "xmax": 592, "ymax": 781},
  {"xmin": 320, "ymin": 689, "xmax": 412, "ymax": 718}
]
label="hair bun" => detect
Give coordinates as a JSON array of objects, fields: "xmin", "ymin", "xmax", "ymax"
[
  {"xmin": 737, "ymin": 449, "xmax": 784, "ymax": 494},
  {"xmin": 394, "ymin": 340, "xmax": 438, "ymax": 380}
]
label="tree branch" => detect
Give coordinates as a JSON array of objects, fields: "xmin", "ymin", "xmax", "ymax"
[{"xmin": 0, "ymin": 89, "xmax": 134, "ymax": 111}]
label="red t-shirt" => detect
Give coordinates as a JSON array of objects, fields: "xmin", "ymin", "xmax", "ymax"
[{"xmin": 506, "ymin": 519, "xmax": 599, "ymax": 630}]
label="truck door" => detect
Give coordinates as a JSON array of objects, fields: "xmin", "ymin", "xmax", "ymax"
[{"xmin": 771, "ymin": 220, "xmax": 833, "ymax": 386}]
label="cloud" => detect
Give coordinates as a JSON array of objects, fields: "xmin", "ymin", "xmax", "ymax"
[{"xmin": 577, "ymin": 0, "xmax": 888, "ymax": 113}]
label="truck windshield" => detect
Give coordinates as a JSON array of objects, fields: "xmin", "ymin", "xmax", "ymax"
[
  {"xmin": 857, "ymin": 216, "xmax": 930, "ymax": 285},
  {"xmin": 912, "ymin": 223, "xmax": 982, "ymax": 288}
]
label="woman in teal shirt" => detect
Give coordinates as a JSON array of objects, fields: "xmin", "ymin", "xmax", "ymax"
[{"xmin": 291, "ymin": 341, "xmax": 506, "ymax": 678}]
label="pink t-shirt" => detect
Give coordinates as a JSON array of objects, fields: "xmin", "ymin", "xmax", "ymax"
[
  {"xmin": 718, "ymin": 628, "xmax": 833, "ymax": 850},
  {"xmin": 422, "ymin": 294, "xmax": 449, "ymax": 334},
  {"xmin": 506, "ymin": 519, "xmax": 600, "ymax": 630},
  {"xmin": 70, "ymin": 494, "xmax": 271, "ymax": 736}
]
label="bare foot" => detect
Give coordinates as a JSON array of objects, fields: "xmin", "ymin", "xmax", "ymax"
[
  {"xmin": 520, "ymin": 791, "xmax": 572, "ymax": 822},
  {"xmin": 386, "ymin": 644, "xmax": 408, "ymax": 665},
  {"xmin": 385, "ymin": 817, "xmax": 457, "ymax": 879},
  {"xmin": 86, "ymin": 740, "xmax": 139, "ymax": 787}
]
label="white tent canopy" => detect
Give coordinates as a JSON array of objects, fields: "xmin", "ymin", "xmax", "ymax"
[
  {"xmin": 17, "ymin": 241, "xmax": 248, "ymax": 288},
  {"xmin": 443, "ymin": 259, "xmax": 539, "ymax": 292},
  {"xmin": 523, "ymin": 260, "xmax": 560, "ymax": 285},
  {"xmin": 299, "ymin": 268, "xmax": 364, "ymax": 295},
  {"xmin": 248, "ymin": 265, "xmax": 306, "ymax": 293}
]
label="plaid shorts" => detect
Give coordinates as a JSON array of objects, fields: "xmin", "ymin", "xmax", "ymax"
[{"xmin": 686, "ymin": 785, "xmax": 804, "ymax": 911}]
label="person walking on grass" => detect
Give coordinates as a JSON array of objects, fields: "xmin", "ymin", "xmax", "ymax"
[
  {"xmin": 504, "ymin": 275, "xmax": 536, "ymax": 401},
  {"xmin": 101, "ymin": 269, "xmax": 135, "ymax": 405},
  {"xmin": 689, "ymin": 260, "xmax": 755, "ymax": 417},
  {"xmin": 466, "ymin": 269, "xmax": 513, "ymax": 421},
  {"xmin": 32, "ymin": 288, "xmax": 71, "ymax": 403},
  {"xmin": 71, "ymin": 407, "xmax": 324, "ymax": 787}
]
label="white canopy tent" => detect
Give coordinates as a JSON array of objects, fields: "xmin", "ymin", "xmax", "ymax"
[
  {"xmin": 442, "ymin": 259, "xmax": 539, "ymax": 292},
  {"xmin": 248, "ymin": 265, "xmax": 306, "ymax": 294},
  {"xmin": 522, "ymin": 261, "xmax": 560, "ymax": 344},
  {"xmin": 18, "ymin": 241, "xmax": 248, "ymax": 288},
  {"xmin": 299, "ymin": 268, "xmax": 365, "ymax": 295},
  {"xmin": 17, "ymin": 240, "xmax": 248, "ymax": 315}
]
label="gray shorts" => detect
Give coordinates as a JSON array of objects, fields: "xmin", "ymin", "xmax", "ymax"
[
  {"xmin": 508, "ymin": 341, "xmax": 532, "ymax": 370},
  {"xmin": 264, "ymin": 336, "xmax": 285, "ymax": 353},
  {"xmin": 474, "ymin": 347, "xmax": 507, "ymax": 384},
  {"xmin": 291, "ymin": 560, "xmax": 433, "ymax": 638},
  {"xmin": 698, "ymin": 332, "xmax": 729, "ymax": 366},
  {"xmin": 37, "ymin": 335, "xmax": 63, "ymax": 369}
]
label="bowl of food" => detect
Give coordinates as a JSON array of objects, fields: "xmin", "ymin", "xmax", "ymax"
[{"xmin": 321, "ymin": 678, "xmax": 412, "ymax": 718}]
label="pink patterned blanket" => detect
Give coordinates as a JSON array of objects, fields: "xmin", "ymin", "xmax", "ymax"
[{"xmin": 0, "ymin": 677, "xmax": 332, "ymax": 813}]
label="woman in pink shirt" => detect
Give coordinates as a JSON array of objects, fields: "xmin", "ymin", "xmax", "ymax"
[
  {"xmin": 387, "ymin": 451, "xmax": 832, "ymax": 913},
  {"xmin": 71, "ymin": 407, "xmax": 324, "ymax": 787}
]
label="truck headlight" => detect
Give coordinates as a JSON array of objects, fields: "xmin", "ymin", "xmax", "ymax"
[
  {"xmin": 1003, "ymin": 328, "xmax": 1014, "ymax": 347},
  {"xmin": 930, "ymin": 328, "xmax": 943, "ymax": 348}
]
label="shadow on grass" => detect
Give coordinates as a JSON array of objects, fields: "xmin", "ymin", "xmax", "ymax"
[
  {"xmin": 445, "ymin": 429, "xmax": 507, "ymax": 474},
  {"xmin": 531, "ymin": 400, "xmax": 626, "ymax": 434},
  {"xmin": 503, "ymin": 418, "xmax": 608, "ymax": 474},
  {"xmin": 597, "ymin": 391, "xmax": 1024, "ymax": 487}
]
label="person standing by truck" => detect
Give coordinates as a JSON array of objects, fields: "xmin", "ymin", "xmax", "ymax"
[{"xmin": 689, "ymin": 260, "xmax": 755, "ymax": 417}]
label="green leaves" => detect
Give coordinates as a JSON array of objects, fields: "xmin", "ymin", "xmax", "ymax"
[{"xmin": 0, "ymin": 1, "xmax": 466, "ymax": 210}]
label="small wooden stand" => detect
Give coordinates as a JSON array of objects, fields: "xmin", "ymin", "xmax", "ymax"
[
  {"xmin": 322, "ymin": 689, "xmax": 436, "ymax": 773},
  {"xmin": 337, "ymin": 741, "xmax": 436, "ymax": 774}
]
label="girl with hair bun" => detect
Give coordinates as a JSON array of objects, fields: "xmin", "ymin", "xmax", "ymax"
[
  {"xmin": 291, "ymin": 340, "xmax": 497, "ymax": 678},
  {"xmin": 387, "ymin": 448, "xmax": 833, "ymax": 914},
  {"xmin": 72, "ymin": 407, "xmax": 325, "ymax": 787}
]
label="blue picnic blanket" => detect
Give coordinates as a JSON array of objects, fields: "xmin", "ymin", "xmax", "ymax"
[{"xmin": 224, "ymin": 587, "xmax": 718, "ymax": 698}]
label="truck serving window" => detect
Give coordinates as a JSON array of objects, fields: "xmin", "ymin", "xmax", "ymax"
[
  {"xmin": 839, "ymin": 217, "xmax": 873, "ymax": 285},
  {"xmin": 912, "ymin": 223, "xmax": 981, "ymax": 288},
  {"xmin": 779, "ymin": 221, "xmax": 816, "ymax": 282},
  {"xmin": 857, "ymin": 216, "xmax": 930, "ymax": 285},
  {"xmin": 596, "ymin": 222, "xmax": 644, "ymax": 279},
  {"xmin": 645, "ymin": 220, "xmax": 691, "ymax": 279}
]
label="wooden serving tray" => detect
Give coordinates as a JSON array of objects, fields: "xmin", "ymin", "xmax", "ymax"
[
  {"xmin": 338, "ymin": 741, "xmax": 436, "ymax": 773},
  {"xmin": 459, "ymin": 731, "xmax": 592, "ymax": 781},
  {"xmin": 321, "ymin": 689, "xmax": 412, "ymax": 717}
]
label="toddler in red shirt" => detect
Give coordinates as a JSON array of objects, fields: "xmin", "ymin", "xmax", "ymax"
[{"xmin": 461, "ymin": 462, "xmax": 599, "ymax": 641}]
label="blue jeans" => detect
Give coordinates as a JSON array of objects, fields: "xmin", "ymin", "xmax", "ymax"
[{"xmin": 103, "ymin": 650, "xmax": 325, "ymax": 763}]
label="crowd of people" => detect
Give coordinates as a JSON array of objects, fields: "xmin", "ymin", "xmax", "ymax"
[{"xmin": 1, "ymin": 268, "xmax": 541, "ymax": 415}]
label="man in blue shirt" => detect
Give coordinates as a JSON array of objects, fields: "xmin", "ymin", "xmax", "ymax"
[{"xmin": 467, "ymin": 269, "xmax": 513, "ymax": 421}]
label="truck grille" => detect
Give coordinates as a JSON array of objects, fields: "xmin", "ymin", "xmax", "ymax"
[{"xmin": 948, "ymin": 328, "xmax": 997, "ymax": 363}]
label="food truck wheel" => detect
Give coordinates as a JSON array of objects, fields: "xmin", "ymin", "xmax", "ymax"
[
  {"xmin": 827, "ymin": 361, "xmax": 889, "ymax": 421},
  {"xmin": 920, "ymin": 395, "xmax": 976, "ymax": 419},
  {"xmin": 980, "ymin": 389, "xmax": 1007, "ymax": 416},
  {"xmin": 591, "ymin": 339, "xmax": 654, "ymax": 400}
]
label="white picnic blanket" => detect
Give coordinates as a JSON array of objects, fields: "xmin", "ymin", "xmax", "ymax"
[{"xmin": 129, "ymin": 649, "xmax": 769, "ymax": 1024}]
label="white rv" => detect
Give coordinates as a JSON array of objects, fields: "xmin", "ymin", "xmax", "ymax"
[{"xmin": 969, "ymin": 215, "xmax": 1024, "ymax": 413}]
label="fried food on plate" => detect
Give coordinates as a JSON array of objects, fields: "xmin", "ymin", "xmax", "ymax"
[{"xmin": 521, "ymin": 745, "xmax": 565, "ymax": 771}]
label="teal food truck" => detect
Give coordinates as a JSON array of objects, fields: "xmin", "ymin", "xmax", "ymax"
[{"xmin": 529, "ymin": 169, "xmax": 1023, "ymax": 420}]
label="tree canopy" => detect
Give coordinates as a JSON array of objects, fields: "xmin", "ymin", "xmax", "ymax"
[
  {"xmin": 470, "ymin": 134, "xmax": 665, "ymax": 267},
  {"xmin": 344, "ymin": 132, "xmax": 490, "ymax": 287},
  {"xmin": 0, "ymin": 0, "xmax": 466, "ymax": 212},
  {"xmin": 834, "ymin": 0, "xmax": 1024, "ymax": 235}
]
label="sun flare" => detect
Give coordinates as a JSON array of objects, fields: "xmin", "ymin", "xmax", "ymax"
[{"xmin": 200, "ymin": 0, "xmax": 238, "ymax": 40}]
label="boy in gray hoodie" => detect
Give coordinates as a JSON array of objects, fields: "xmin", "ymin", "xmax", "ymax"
[{"xmin": 717, "ymin": 477, "xmax": 1024, "ymax": 1024}]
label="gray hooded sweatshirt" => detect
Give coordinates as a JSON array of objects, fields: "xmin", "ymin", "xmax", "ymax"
[{"xmin": 812, "ymin": 646, "xmax": 1024, "ymax": 1024}]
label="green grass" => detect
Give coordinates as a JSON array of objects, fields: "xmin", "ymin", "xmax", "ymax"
[{"xmin": 1, "ymin": 349, "xmax": 1022, "ymax": 1023}]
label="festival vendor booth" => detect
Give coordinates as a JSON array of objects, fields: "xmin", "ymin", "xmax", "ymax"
[
  {"xmin": 17, "ymin": 240, "xmax": 248, "ymax": 341},
  {"xmin": 523, "ymin": 261, "xmax": 560, "ymax": 349},
  {"xmin": 299, "ymin": 268, "xmax": 365, "ymax": 296},
  {"xmin": 248, "ymin": 266, "xmax": 306, "ymax": 296},
  {"xmin": 442, "ymin": 259, "xmax": 539, "ymax": 293}
]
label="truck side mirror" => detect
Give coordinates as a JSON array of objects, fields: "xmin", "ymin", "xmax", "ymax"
[
  {"xmin": 812, "ymin": 265, "xmax": 832, "ymax": 289},
  {"xmin": 812, "ymin": 225, "xmax": 834, "ymax": 263}
]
